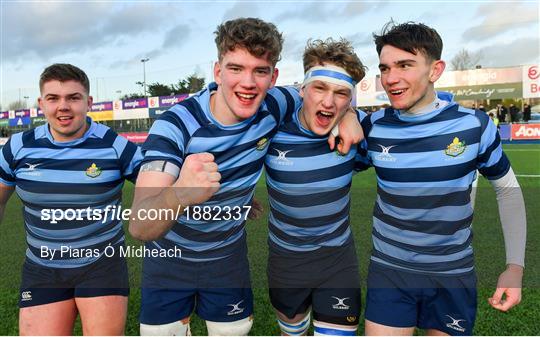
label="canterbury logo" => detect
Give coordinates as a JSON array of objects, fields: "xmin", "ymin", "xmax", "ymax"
[
  {"xmin": 445, "ymin": 315, "xmax": 466, "ymax": 332},
  {"xmin": 331, "ymin": 296, "xmax": 350, "ymax": 310},
  {"xmin": 21, "ymin": 291, "xmax": 32, "ymax": 301},
  {"xmin": 227, "ymin": 300, "xmax": 245, "ymax": 315}
]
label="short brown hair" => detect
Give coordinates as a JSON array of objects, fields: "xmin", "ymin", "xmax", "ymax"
[
  {"xmin": 214, "ymin": 17, "xmax": 283, "ymax": 66},
  {"xmin": 39, "ymin": 63, "xmax": 90, "ymax": 94},
  {"xmin": 303, "ymin": 38, "xmax": 366, "ymax": 83}
]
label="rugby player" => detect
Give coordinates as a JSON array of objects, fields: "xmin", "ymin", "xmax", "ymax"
[
  {"xmin": 264, "ymin": 38, "xmax": 368, "ymax": 336},
  {"xmin": 128, "ymin": 18, "xmax": 363, "ymax": 336},
  {"xmin": 360, "ymin": 21, "xmax": 527, "ymax": 335},
  {"xmin": 0, "ymin": 63, "xmax": 142, "ymax": 335},
  {"xmin": 265, "ymin": 38, "xmax": 365, "ymax": 335}
]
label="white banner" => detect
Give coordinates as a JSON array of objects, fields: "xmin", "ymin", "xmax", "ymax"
[
  {"xmin": 113, "ymin": 108, "xmax": 149, "ymax": 120},
  {"xmin": 437, "ymin": 67, "xmax": 522, "ymax": 88},
  {"xmin": 522, "ymin": 65, "xmax": 540, "ymax": 98}
]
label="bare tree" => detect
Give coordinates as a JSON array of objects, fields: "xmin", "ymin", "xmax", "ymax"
[
  {"xmin": 8, "ymin": 100, "xmax": 26, "ymax": 110},
  {"xmin": 450, "ymin": 48, "xmax": 482, "ymax": 71}
]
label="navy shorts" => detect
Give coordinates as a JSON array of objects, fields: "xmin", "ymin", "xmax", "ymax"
[
  {"xmin": 268, "ymin": 242, "xmax": 361, "ymax": 324},
  {"xmin": 140, "ymin": 240, "xmax": 253, "ymax": 324},
  {"xmin": 19, "ymin": 252, "xmax": 129, "ymax": 308},
  {"xmin": 365, "ymin": 263, "xmax": 477, "ymax": 336}
]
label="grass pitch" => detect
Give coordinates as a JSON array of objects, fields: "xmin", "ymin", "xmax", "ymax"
[{"xmin": 0, "ymin": 144, "xmax": 538, "ymax": 335}]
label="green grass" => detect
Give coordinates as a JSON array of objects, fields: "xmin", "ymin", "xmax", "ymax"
[{"xmin": 0, "ymin": 144, "xmax": 538, "ymax": 335}]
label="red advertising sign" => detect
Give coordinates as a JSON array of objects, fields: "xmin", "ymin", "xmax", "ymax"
[
  {"xmin": 511, "ymin": 123, "xmax": 540, "ymax": 140},
  {"xmin": 119, "ymin": 132, "xmax": 148, "ymax": 143}
]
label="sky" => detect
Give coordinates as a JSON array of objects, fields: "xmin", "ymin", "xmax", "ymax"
[{"xmin": 1, "ymin": 0, "xmax": 539, "ymax": 108}]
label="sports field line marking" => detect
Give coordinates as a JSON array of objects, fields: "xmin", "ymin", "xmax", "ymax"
[
  {"xmin": 515, "ymin": 174, "xmax": 540, "ymax": 177},
  {"xmin": 504, "ymin": 149, "xmax": 540, "ymax": 152}
]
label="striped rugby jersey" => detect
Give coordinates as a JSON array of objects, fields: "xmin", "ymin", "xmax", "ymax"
[
  {"xmin": 360, "ymin": 92, "xmax": 510, "ymax": 275},
  {"xmin": 0, "ymin": 118, "xmax": 143, "ymax": 268},
  {"xmin": 265, "ymin": 108, "xmax": 369, "ymax": 252},
  {"xmin": 141, "ymin": 83, "xmax": 301, "ymax": 261}
]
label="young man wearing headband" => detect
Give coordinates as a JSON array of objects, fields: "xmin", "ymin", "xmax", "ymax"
[
  {"xmin": 129, "ymin": 19, "xmax": 363, "ymax": 336},
  {"xmin": 361, "ymin": 21, "xmax": 526, "ymax": 335},
  {"xmin": 264, "ymin": 38, "xmax": 368, "ymax": 336}
]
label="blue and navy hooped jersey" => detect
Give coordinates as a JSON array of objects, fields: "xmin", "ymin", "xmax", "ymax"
[
  {"xmin": 264, "ymin": 108, "xmax": 368, "ymax": 252},
  {"xmin": 361, "ymin": 92, "xmax": 510, "ymax": 275},
  {"xmin": 141, "ymin": 82, "xmax": 301, "ymax": 261},
  {"xmin": 0, "ymin": 119, "xmax": 143, "ymax": 268}
]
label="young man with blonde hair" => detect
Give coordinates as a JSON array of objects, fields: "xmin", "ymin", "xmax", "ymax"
[{"xmin": 265, "ymin": 38, "xmax": 368, "ymax": 336}]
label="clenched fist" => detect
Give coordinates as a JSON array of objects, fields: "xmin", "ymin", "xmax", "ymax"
[{"xmin": 173, "ymin": 152, "xmax": 221, "ymax": 206}]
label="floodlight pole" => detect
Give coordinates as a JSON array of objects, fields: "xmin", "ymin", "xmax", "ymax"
[{"xmin": 141, "ymin": 58, "xmax": 150, "ymax": 96}]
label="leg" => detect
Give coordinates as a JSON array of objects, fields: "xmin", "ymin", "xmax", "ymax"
[
  {"xmin": 197, "ymin": 287, "xmax": 254, "ymax": 336},
  {"xmin": 364, "ymin": 264, "xmax": 420, "ymax": 336},
  {"xmin": 19, "ymin": 299, "xmax": 78, "ymax": 336},
  {"xmin": 311, "ymin": 245, "xmax": 362, "ymax": 336},
  {"xmin": 205, "ymin": 316, "xmax": 253, "ymax": 336},
  {"xmin": 312, "ymin": 288, "xmax": 361, "ymax": 336},
  {"xmin": 268, "ymin": 287, "xmax": 313, "ymax": 336},
  {"xmin": 139, "ymin": 288, "xmax": 196, "ymax": 336},
  {"xmin": 76, "ymin": 295, "xmax": 127, "ymax": 335},
  {"xmin": 417, "ymin": 274, "xmax": 477, "ymax": 336},
  {"xmin": 426, "ymin": 328, "xmax": 450, "ymax": 336},
  {"xmin": 140, "ymin": 317, "xmax": 191, "ymax": 336},
  {"xmin": 365, "ymin": 320, "xmax": 415, "ymax": 336},
  {"xmin": 276, "ymin": 309, "xmax": 311, "ymax": 336}
]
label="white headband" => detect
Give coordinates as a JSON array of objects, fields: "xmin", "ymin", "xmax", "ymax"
[{"xmin": 303, "ymin": 64, "xmax": 356, "ymax": 91}]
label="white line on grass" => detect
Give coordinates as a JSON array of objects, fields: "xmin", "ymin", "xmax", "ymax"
[
  {"xmin": 516, "ymin": 174, "xmax": 540, "ymax": 177},
  {"xmin": 504, "ymin": 149, "xmax": 540, "ymax": 151}
]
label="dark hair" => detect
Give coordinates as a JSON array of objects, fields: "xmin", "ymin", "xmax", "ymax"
[
  {"xmin": 373, "ymin": 21, "xmax": 443, "ymax": 61},
  {"xmin": 39, "ymin": 63, "xmax": 90, "ymax": 94},
  {"xmin": 303, "ymin": 38, "xmax": 367, "ymax": 83},
  {"xmin": 214, "ymin": 17, "xmax": 283, "ymax": 66}
]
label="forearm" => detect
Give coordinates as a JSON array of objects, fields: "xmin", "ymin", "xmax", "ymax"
[
  {"xmin": 129, "ymin": 187, "xmax": 185, "ymax": 241},
  {"xmin": 490, "ymin": 167, "xmax": 527, "ymax": 267}
]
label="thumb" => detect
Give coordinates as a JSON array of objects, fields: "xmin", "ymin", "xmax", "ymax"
[
  {"xmin": 328, "ymin": 134, "xmax": 336, "ymax": 150},
  {"xmin": 489, "ymin": 287, "xmax": 506, "ymax": 306}
]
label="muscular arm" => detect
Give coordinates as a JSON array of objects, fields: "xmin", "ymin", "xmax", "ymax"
[
  {"xmin": 487, "ymin": 167, "xmax": 526, "ymax": 311},
  {"xmin": 129, "ymin": 153, "xmax": 220, "ymax": 241},
  {"xmin": 0, "ymin": 183, "xmax": 15, "ymax": 223}
]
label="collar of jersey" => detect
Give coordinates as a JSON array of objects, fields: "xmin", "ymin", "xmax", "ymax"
[
  {"xmin": 44, "ymin": 116, "xmax": 97, "ymax": 146},
  {"xmin": 395, "ymin": 91, "xmax": 457, "ymax": 123},
  {"xmin": 201, "ymin": 82, "xmax": 264, "ymax": 130}
]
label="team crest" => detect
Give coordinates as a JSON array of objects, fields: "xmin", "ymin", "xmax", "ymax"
[
  {"xmin": 256, "ymin": 137, "xmax": 269, "ymax": 150},
  {"xmin": 85, "ymin": 163, "xmax": 102, "ymax": 178},
  {"xmin": 445, "ymin": 137, "xmax": 466, "ymax": 157}
]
